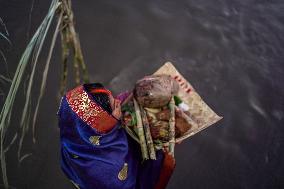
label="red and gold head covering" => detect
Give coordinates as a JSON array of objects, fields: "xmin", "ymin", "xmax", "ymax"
[{"xmin": 65, "ymin": 85, "xmax": 117, "ymax": 133}]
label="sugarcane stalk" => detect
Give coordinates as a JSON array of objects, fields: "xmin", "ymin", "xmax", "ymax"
[
  {"xmin": 59, "ymin": 23, "xmax": 69, "ymax": 96},
  {"xmin": 65, "ymin": 0, "xmax": 85, "ymax": 84},
  {"xmin": 140, "ymin": 106, "xmax": 156, "ymax": 160},
  {"xmin": 168, "ymin": 96, "xmax": 175, "ymax": 156},
  {"xmin": 133, "ymin": 98, "xmax": 149, "ymax": 160},
  {"xmin": 59, "ymin": 0, "xmax": 89, "ymax": 95}
]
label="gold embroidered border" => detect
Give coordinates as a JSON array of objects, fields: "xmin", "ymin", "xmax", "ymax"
[{"xmin": 66, "ymin": 86, "xmax": 117, "ymax": 133}]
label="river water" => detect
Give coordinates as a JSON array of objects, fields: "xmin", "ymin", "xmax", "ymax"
[{"xmin": 0, "ymin": 0, "xmax": 283, "ymax": 188}]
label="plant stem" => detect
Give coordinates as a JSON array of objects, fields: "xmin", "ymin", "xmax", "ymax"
[
  {"xmin": 168, "ymin": 97, "xmax": 175, "ymax": 156},
  {"xmin": 59, "ymin": 0, "xmax": 89, "ymax": 95},
  {"xmin": 140, "ymin": 106, "xmax": 156, "ymax": 160},
  {"xmin": 133, "ymin": 98, "xmax": 149, "ymax": 160}
]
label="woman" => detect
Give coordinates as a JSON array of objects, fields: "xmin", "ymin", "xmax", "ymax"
[{"xmin": 57, "ymin": 83, "xmax": 175, "ymax": 189}]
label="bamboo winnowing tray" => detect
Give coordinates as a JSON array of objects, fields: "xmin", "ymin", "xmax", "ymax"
[{"xmin": 153, "ymin": 62, "xmax": 222, "ymax": 143}]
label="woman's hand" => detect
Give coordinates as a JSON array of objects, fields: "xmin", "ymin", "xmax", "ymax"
[{"xmin": 112, "ymin": 98, "xmax": 122, "ymax": 119}]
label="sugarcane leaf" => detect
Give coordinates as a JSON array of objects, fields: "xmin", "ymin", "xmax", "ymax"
[
  {"xmin": 4, "ymin": 133, "xmax": 17, "ymax": 154},
  {"xmin": 0, "ymin": 0, "xmax": 60, "ymax": 187},
  {"xmin": 20, "ymin": 0, "xmax": 59, "ymax": 128},
  {"xmin": 32, "ymin": 12, "xmax": 63, "ymax": 143},
  {"xmin": 0, "ymin": 32, "xmax": 11, "ymax": 46},
  {"xmin": 26, "ymin": 0, "xmax": 35, "ymax": 41},
  {"xmin": 0, "ymin": 17, "xmax": 9, "ymax": 36},
  {"xmin": 19, "ymin": 153, "xmax": 32, "ymax": 163},
  {"xmin": 0, "ymin": 50, "xmax": 10, "ymax": 79},
  {"xmin": 0, "ymin": 75, "xmax": 12, "ymax": 83}
]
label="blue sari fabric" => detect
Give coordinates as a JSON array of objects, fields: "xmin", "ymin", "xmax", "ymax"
[{"xmin": 58, "ymin": 85, "xmax": 164, "ymax": 189}]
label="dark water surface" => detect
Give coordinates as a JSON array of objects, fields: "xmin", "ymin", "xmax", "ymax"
[{"xmin": 0, "ymin": 0, "xmax": 284, "ymax": 188}]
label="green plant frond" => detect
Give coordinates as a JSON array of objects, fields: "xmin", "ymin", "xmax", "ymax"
[
  {"xmin": 0, "ymin": 0, "xmax": 90, "ymax": 188},
  {"xmin": 4, "ymin": 133, "xmax": 17, "ymax": 154},
  {"xmin": 19, "ymin": 153, "xmax": 32, "ymax": 163},
  {"xmin": 17, "ymin": 98, "xmax": 31, "ymax": 161},
  {"xmin": 0, "ymin": 0, "xmax": 61, "ymax": 188},
  {"xmin": 0, "ymin": 18, "xmax": 10, "ymax": 45},
  {"xmin": 0, "ymin": 75, "xmax": 12, "ymax": 83},
  {"xmin": 20, "ymin": 0, "xmax": 60, "ymax": 128},
  {"xmin": 0, "ymin": 33, "xmax": 11, "ymax": 46},
  {"xmin": 0, "ymin": 50, "xmax": 10, "ymax": 78},
  {"xmin": 26, "ymin": 0, "xmax": 36, "ymax": 41},
  {"xmin": 0, "ymin": 19, "xmax": 11, "ymax": 79},
  {"xmin": 31, "ymin": 12, "xmax": 63, "ymax": 143},
  {"xmin": 0, "ymin": 17, "xmax": 9, "ymax": 36}
]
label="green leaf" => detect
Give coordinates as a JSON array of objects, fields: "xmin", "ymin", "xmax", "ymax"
[
  {"xmin": 174, "ymin": 95, "xmax": 183, "ymax": 105},
  {"xmin": 0, "ymin": 1, "xmax": 60, "ymax": 188}
]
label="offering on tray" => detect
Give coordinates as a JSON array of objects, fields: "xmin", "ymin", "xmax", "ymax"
[
  {"xmin": 134, "ymin": 74, "xmax": 179, "ymax": 108},
  {"xmin": 121, "ymin": 62, "xmax": 222, "ymax": 160}
]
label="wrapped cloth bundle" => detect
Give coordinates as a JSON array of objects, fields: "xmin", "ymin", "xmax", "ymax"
[{"xmin": 122, "ymin": 62, "xmax": 222, "ymax": 160}]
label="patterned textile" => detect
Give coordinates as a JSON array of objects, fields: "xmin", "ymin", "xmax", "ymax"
[{"xmin": 58, "ymin": 84, "xmax": 164, "ymax": 189}]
